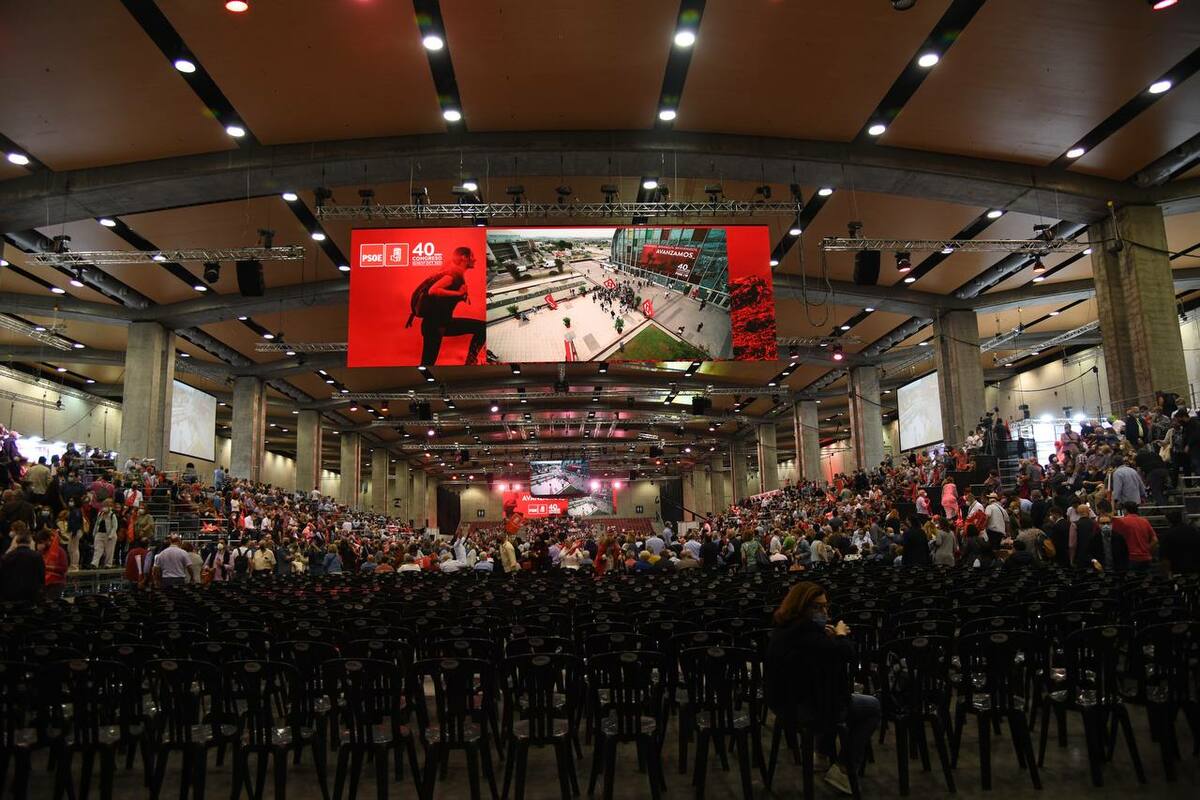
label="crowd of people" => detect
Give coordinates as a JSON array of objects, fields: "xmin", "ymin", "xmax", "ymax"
[{"xmin": 4, "ymin": 393, "xmax": 1200, "ymax": 605}]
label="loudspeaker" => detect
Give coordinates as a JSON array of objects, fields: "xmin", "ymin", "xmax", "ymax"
[
  {"xmin": 416, "ymin": 402, "xmax": 432, "ymax": 421},
  {"xmin": 691, "ymin": 397, "xmax": 712, "ymax": 416},
  {"xmin": 649, "ymin": 446, "xmax": 664, "ymax": 458},
  {"xmin": 459, "ymin": 449, "xmax": 470, "ymax": 464},
  {"xmin": 236, "ymin": 259, "xmax": 264, "ymax": 296},
  {"xmin": 853, "ymin": 250, "xmax": 880, "ymax": 286}
]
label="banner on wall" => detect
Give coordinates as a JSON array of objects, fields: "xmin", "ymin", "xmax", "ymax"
[
  {"xmin": 502, "ymin": 491, "xmax": 567, "ymax": 518},
  {"xmin": 348, "ymin": 225, "xmax": 777, "ymax": 366}
]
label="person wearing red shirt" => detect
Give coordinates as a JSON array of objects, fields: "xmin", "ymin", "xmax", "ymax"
[
  {"xmin": 1113, "ymin": 502, "xmax": 1158, "ymax": 572},
  {"xmin": 124, "ymin": 539, "xmax": 151, "ymax": 589},
  {"xmin": 35, "ymin": 528, "xmax": 67, "ymax": 599}
]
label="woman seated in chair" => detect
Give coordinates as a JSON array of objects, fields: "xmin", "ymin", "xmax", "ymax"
[{"xmin": 766, "ymin": 581, "xmax": 880, "ymax": 795}]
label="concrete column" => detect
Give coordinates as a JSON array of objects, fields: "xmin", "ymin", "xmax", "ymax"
[
  {"xmin": 370, "ymin": 449, "xmax": 389, "ymax": 514},
  {"xmin": 295, "ymin": 410, "xmax": 322, "ymax": 493},
  {"xmin": 338, "ymin": 432, "xmax": 361, "ymax": 508},
  {"xmin": 118, "ymin": 322, "xmax": 175, "ymax": 467},
  {"xmin": 693, "ymin": 463, "xmax": 711, "ymax": 518},
  {"xmin": 730, "ymin": 440, "xmax": 748, "ymax": 501},
  {"xmin": 411, "ymin": 469, "xmax": 427, "ymax": 527},
  {"xmin": 756, "ymin": 423, "xmax": 779, "ymax": 493},
  {"xmin": 1093, "ymin": 205, "xmax": 1190, "ymax": 412},
  {"xmin": 933, "ymin": 309, "xmax": 985, "ymax": 448},
  {"xmin": 230, "ymin": 377, "xmax": 266, "ymax": 482},
  {"xmin": 709, "ymin": 460, "xmax": 726, "ymax": 513},
  {"xmin": 793, "ymin": 401, "xmax": 821, "ymax": 481},
  {"xmin": 682, "ymin": 470, "xmax": 696, "ymax": 521},
  {"xmin": 848, "ymin": 365, "xmax": 884, "ymax": 471},
  {"xmin": 393, "ymin": 460, "xmax": 410, "ymax": 521}
]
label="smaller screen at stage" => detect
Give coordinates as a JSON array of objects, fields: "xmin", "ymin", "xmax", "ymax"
[
  {"xmin": 502, "ymin": 491, "xmax": 567, "ymax": 518},
  {"xmin": 529, "ymin": 460, "xmax": 589, "ymax": 497}
]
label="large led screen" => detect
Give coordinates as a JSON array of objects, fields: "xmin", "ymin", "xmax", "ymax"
[
  {"xmin": 348, "ymin": 225, "xmax": 776, "ymax": 367},
  {"xmin": 170, "ymin": 380, "xmax": 216, "ymax": 462},
  {"xmin": 897, "ymin": 372, "xmax": 944, "ymax": 452},
  {"xmin": 530, "ymin": 459, "xmax": 589, "ymax": 497}
]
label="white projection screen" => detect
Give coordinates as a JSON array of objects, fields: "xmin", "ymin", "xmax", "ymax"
[
  {"xmin": 170, "ymin": 380, "xmax": 216, "ymax": 462},
  {"xmin": 897, "ymin": 372, "xmax": 944, "ymax": 452}
]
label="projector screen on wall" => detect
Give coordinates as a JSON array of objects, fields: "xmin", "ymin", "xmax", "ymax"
[
  {"xmin": 170, "ymin": 380, "xmax": 216, "ymax": 462},
  {"xmin": 897, "ymin": 372, "xmax": 944, "ymax": 452}
]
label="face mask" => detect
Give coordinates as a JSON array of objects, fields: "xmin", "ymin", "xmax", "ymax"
[{"xmin": 811, "ymin": 613, "xmax": 829, "ymax": 626}]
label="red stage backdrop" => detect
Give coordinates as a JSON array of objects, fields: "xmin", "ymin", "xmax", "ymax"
[
  {"xmin": 502, "ymin": 491, "xmax": 568, "ymax": 518},
  {"xmin": 348, "ymin": 228, "xmax": 487, "ymax": 367}
]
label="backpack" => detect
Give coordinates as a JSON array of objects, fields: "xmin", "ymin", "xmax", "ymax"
[
  {"xmin": 755, "ymin": 545, "xmax": 771, "ymax": 568},
  {"xmin": 404, "ymin": 270, "xmax": 454, "ymax": 328},
  {"xmin": 233, "ymin": 547, "xmax": 250, "ymax": 575}
]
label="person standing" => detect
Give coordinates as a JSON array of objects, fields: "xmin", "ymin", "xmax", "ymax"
[
  {"xmin": 0, "ymin": 527, "xmax": 43, "ymax": 602},
  {"xmin": 500, "ymin": 533, "xmax": 519, "ymax": 575},
  {"xmin": 940, "ymin": 480, "xmax": 959, "ymax": 520},
  {"xmin": 1110, "ymin": 460, "xmax": 1147, "ymax": 507},
  {"xmin": 1112, "ymin": 502, "xmax": 1157, "ymax": 573},
  {"xmin": 152, "ymin": 536, "xmax": 192, "ymax": 587},
  {"xmin": 90, "ymin": 499, "xmax": 120, "ymax": 569},
  {"xmin": 23, "ymin": 457, "xmax": 51, "ymax": 507},
  {"xmin": 34, "ymin": 528, "xmax": 67, "ymax": 600},
  {"xmin": 983, "ymin": 494, "xmax": 1009, "ymax": 548},
  {"xmin": 124, "ymin": 538, "xmax": 151, "ymax": 590},
  {"xmin": 417, "ymin": 246, "xmax": 486, "ymax": 365}
]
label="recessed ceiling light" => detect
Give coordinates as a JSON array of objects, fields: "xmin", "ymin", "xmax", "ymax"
[
  {"xmin": 867, "ymin": 123, "xmax": 887, "ymax": 136},
  {"xmin": 194, "ymin": 284, "xmax": 207, "ymax": 292},
  {"xmin": 1152, "ymin": 0, "xmax": 1180, "ymax": 8},
  {"xmin": 69, "ymin": 278, "xmax": 84, "ymax": 288},
  {"xmin": 864, "ymin": 307, "xmax": 875, "ymax": 312},
  {"xmin": 285, "ymin": 349, "xmax": 296, "ymax": 356},
  {"xmin": 1066, "ymin": 146, "xmax": 1086, "ymax": 159},
  {"xmin": 311, "ymin": 231, "xmax": 326, "ymax": 241},
  {"xmin": 986, "ymin": 209, "xmax": 1004, "ymax": 219},
  {"xmin": 788, "ymin": 227, "xmax": 802, "ymax": 236},
  {"xmin": 56, "ymin": 367, "xmax": 67, "ymax": 373},
  {"xmin": 50, "ymin": 287, "xmax": 66, "ymax": 295},
  {"xmin": 173, "ymin": 58, "xmax": 196, "ymax": 74},
  {"xmin": 462, "ymin": 180, "xmax": 478, "ymax": 192},
  {"xmin": 225, "ymin": 124, "xmax": 246, "ymax": 138},
  {"xmin": 422, "ymin": 33, "xmax": 445, "ymax": 50},
  {"xmin": 674, "ymin": 30, "xmax": 696, "ymax": 47},
  {"xmin": 941, "ymin": 246, "xmax": 954, "ymax": 255},
  {"xmin": 1083, "ymin": 247, "xmax": 1093, "ymax": 255},
  {"xmin": 262, "ymin": 332, "xmax": 275, "ymax": 340},
  {"xmin": 769, "ymin": 258, "xmax": 779, "ymax": 267},
  {"xmin": 338, "ymin": 264, "xmax": 350, "ymax": 272},
  {"xmin": 6, "ymin": 152, "xmax": 30, "ymax": 166},
  {"xmin": 98, "ymin": 218, "xmax": 117, "ymax": 228},
  {"xmin": 903, "ymin": 276, "xmax": 916, "ymax": 283},
  {"xmin": 840, "ymin": 324, "xmax": 851, "ymax": 331},
  {"xmin": 442, "ymin": 108, "xmax": 462, "ymax": 122},
  {"xmin": 817, "ymin": 187, "xmax": 834, "ymax": 197},
  {"xmin": 642, "ymin": 179, "xmax": 659, "ymax": 190},
  {"xmin": 281, "ymin": 191, "xmax": 298, "ymax": 202},
  {"xmin": 1032, "ymin": 276, "xmax": 1045, "ymax": 283},
  {"xmin": 1149, "ymin": 79, "xmax": 1173, "ymax": 94},
  {"xmin": 33, "ymin": 326, "xmax": 46, "ymax": 332},
  {"xmin": 918, "ymin": 341, "xmax": 929, "ymax": 347},
  {"xmin": 917, "ymin": 52, "xmax": 940, "ymax": 68},
  {"xmin": 658, "ymin": 109, "xmax": 677, "ymax": 121},
  {"xmin": 152, "ymin": 254, "xmax": 167, "ymax": 262},
  {"xmin": 85, "ymin": 378, "xmax": 95, "ymax": 384},
  {"xmin": 225, "ymin": 0, "xmax": 249, "ymax": 11},
  {"xmin": 72, "ymin": 342, "xmax": 85, "ymax": 349},
  {"xmin": 1048, "ymin": 310, "xmax": 1060, "ymax": 316},
  {"xmin": 237, "ymin": 315, "xmax": 248, "ymax": 321}
]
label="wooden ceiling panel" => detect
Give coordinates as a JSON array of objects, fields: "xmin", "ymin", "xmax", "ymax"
[
  {"xmin": 678, "ymin": 0, "xmax": 951, "ymax": 140},
  {"xmin": 440, "ymin": 0, "xmax": 676, "ymax": 131},
  {"xmin": 884, "ymin": 0, "xmax": 1200, "ymax": 165},
  {"xmin": 1165, "ymin": 209, "xmax": 1200, "ymax": 253},
  {"xmin": 0, "ymin": 0, "xmax": 233, "ymax": 170},
  {"xmin": 157, "ymin": 0, "xmax": 444, "ymax": 145},
  {"xmin": 1071, "ymin": 72, "xmax": 1200, "ymax": 180}
]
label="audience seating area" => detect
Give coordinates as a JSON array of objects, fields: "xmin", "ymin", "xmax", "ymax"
[
  {"xmin": 454, "ymin": 518, "xmax": 657, "ymax": 539},
  {"xmin": 0, "ymin": 565, "xmax": 1197, "ymax": 799}
]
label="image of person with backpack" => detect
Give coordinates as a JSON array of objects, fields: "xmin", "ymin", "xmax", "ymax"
[
  {"xmin": 407, "ymin": 245, "xmax": 486, "ymax": 365},
  {"xmin": 230, "ymin": 538, "xmax": 253, "ymax": 581}
]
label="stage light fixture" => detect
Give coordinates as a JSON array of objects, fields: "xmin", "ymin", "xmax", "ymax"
[
  {"xmin": 895, "ymin": 252, "xmax": 912, "ymax": 273},
  {"xmin": 598, "ymin": 362, "xmax": 608, "ymax": 374},
  {"xmin": 461, "ymin": 180, "xmax": 479, "ymax": 192},
  {"xmin": 193, "ymin": 283, "xmax": 208, "ymax": 293},
  {"xmin": 788, "ymin": 227, "xmax": 802, "ymax": 236},
  {"xmin": 1066, "ymin": 146, "xmax": 1086, "ymax": 159},
  {"xmin": 642, "ymin": 179, "xmax": 659, "ymax": 190},
  {"xmin": 831, "ymin": 344, "xmax": 844, "ymax": 362},
  {"xmin": 203, "ymin": 261, "xmax": 221, "ymax": 283},
  {"xmin": 510, "ymin": 363, "xmax": 522, "ymax": 375},
  {"xmin": 281, "ymin": 191, "xmax": 298, "ymax": 202},
  {"xmin": 490, "ymin": 404, "xmax": 499, "ymax": 413},
  {"xmin": 769, "ymin": 258, "xmax": 779, "ymax": 267},
  {"xmin": 892, "ymin": 0, "xmax": 917, "ymax": 9},
  {"xmin": 6, "ymin": 152, "xmax": 30, "ymax": 167},
  {"xmin": 69, "ymin": 270, "xmax": 84, "ymax": 288},
  {"xmin": 941, "ymin": 245, "xmax": 955, "ymax": 255},
  {"xmin": 1032, "ymin": 257, "xmax": 1046, "ymax": 273}
]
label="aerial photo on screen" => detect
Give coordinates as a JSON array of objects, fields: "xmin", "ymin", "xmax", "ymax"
[
  {"xmin": 529, "ymin": 459, "xmax": 590, "ymax": 497},
  {"xmin": 483, "ymin": 226, "xmax": 766, "ymax": 363}
]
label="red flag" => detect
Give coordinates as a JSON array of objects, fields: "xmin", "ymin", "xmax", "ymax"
[
  {"xmin": 603, "ymin": 278, "xmax": 616, "ymax": 290},
  {"xmin": 642, "ymin": 299, "xmax": 654, "ymax": 317},
  {"xmin": 545, "ymin": 294, "xmax": 558, "ymax": 309}
]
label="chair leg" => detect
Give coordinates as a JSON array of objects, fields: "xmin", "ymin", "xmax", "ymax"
[
  {"xmin": 1008, "ymin": 712, "xmax": 1041, "ymax": 790},
  {"xmin": 693, "ymin": 729, "xmax": 711, "ymax": 798},
  {"xmin": 501, "ymin": 739, "xmax": 517, "ymax": 800},
  {"xmin": 52, "ymin": 747, "xmax": 71, "ymax": 800},
  {"xmin": 1114, "ymin": 706, "xmax": 1147, "ymax": 784},
  {"xmin": 273, "ymin": 750, "xmax": 288, "ymax": 800},
  {"xmin": 465, "ymin": 745, "xmax": 483, "ymax": 800},
  {"xmin": 332, "ymin": 749, "xmax": 348, "ymax": 800},
  {"xmin": 421, "ymin": 744, "xmax": 441, "ymax": 800},
  {"xmin": 950, "ymin": 704, "xmax": 966, "ymax": 767},
  {"xmin": 764, "ymin": 725, "xmax": 781, "ymax": 790},
  {"xmin": 311, "ymin": 739, "xmax": 330, "ymax": 800},
  {"xmin": 929, "ymin": 714, "xmax": 956, "ymax": 793},
  {"xmin": 1036, "ymin": 703, "xmax": 1051, "ymax": 768},
  {"xmin": 678, "ymin": 708, "xmax": 690, "ymax": 774},
  {"xmin": 480, "ymin": 734, "xmax": 501, "ymax": 800},
  {"xmin": 254, "ymin": 751, "xmax": 270, "ymax": 800},
  {"xmin": 11, "ymin": 751, "xmax": 31, "ymax": 800},
  {"xmin": 1150, "ymin": 705, "xmax": 1179, "ymax": 782},
  {"xmin": 587, "ymin": 733, "xmax": 603, "ymax": 796},
  {"xmin": 99, "ymin": 748, "xmax": 115, "ymax": 800},
  {"xmin": 512, "ymin": 741, "xmax": 530, "ymax": 800},
  {"xmin": 915, "ymin": 720, "xmax": 932, "ymax": 773},
  {"xmin": 800, "ymin": 731, "xmax": 815, "ymax": 800},
  {"xmin": 347, "ymin": 749, "xmax": 365, "ymax": 800},
  {"xmin": 1081, "ymin": 709, "xmax": 1105, "ymax": 788},
  {"xmin": 978, "ymin": 711, "xmax": 992, "ymax": 791},
  {"xmin": 895, "ymin": 720, "xmax": 910, "ymax": 797},
  {"xmin": 192, "ymin": 747, "xmax": 208, "ymax": 800},
  {"xmin": 374, "ymin": 746, "xmax": 389, "ymax": 800},
  {"xmin": 602, "ymin": 737, "xmax": 618, "ymax": 800},
  {"xmin": 552, "ymin": 741, "xmax": 572, "ymax": 800},
  {"xmin": 734, "ymin": 733, "xmax": 753, "ymax": 800}
]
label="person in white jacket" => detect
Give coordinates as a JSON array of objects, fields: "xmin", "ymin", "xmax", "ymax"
[{"xmin": 90, "ymin": 499, "xmax": 121, "ymax": 568}]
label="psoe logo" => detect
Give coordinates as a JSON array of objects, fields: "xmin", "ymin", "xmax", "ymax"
[
  {"xmin": 384, "ymin": 243, "xmax": 411, "ymax": 267},
  {"xmin": 359, "ymin": 243, "xmax": 385, "ymax": 267}
]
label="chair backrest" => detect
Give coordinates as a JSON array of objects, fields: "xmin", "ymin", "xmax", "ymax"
[
  {"xmin": 502, "ymin": 653, "xmax": 584, "ymax": 742},
  {"xmin": 1133, "ymin": 621, "xmax": 1199, "ymax": 705},
  {"xmin": 956, "ymin": 630, "xmax": 1045, "ymax": 712},
  {"xmin": 1061, "ymin": 625, "xmax": 1132, "ymax": 706},
  {"xmin": 585, "ymin": 650, "xmax": 665, "ymax": 739},
  {"xmin": 679, "ymin": 645, "xmax": 755, "ymax": 734},
  {"xmin": 59, "ymin": 659, "xmax": 135, "ymax": 746},
  {"xmin": 323, "ymin": 658, "xmax": 404, "ymax": 744},
  {"xmin": 879, "ymin": 635, "xmax": 953, "ymax": 717},
  {"xmin": 411, "ymin": 656, "xmax": 496, "ymax": 746},
  {"xmin": 222, "ymin": 660, "xmax": 300, "ymax": 744},
  {"xmin": 584, "ymin": 632, "xmax": 649, "ymax": 659},
  {"xmin": 506, "ymin": 635, "xmax": 573, "ymax": 658},
  {"xmin": 146, "ymin": 659, "xmax": 223, "ymax": 744}
]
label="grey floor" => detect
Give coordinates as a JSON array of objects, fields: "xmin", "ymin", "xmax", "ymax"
[{"xmin": 23, "ymin": 706, "xmax": 1199, "ymax": 799}]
